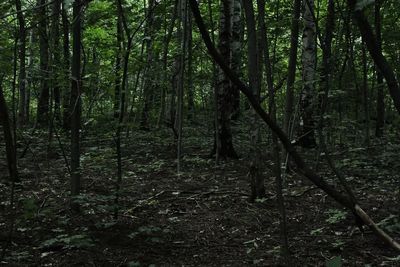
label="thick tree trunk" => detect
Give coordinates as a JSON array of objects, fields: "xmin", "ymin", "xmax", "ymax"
[
  {"xmin": 215, "ymin": 0, "xmax": 237, "ymax": 159},
  {"xmin": 231, "ymin": 0, "xmax": 241, "ymax": 120}
]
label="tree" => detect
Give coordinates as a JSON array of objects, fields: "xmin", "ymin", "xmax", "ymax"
[
  {"xmin": 70, "ymin": 0, "xmax": 83, "ymax": 206},
  {"xmin": 299, "ymin": 0, "xmax": 317, "ymax": 148},
  {"xmin": 214, "ymin": 0, "xmax": 237, "ymax": 159},
  {"xmin": 36, "ymin": 0, "xmax": 50, "ymax": 126},
  {"xmin": 15, "ymin": 0, "xmax": 27, "ymax": 125}
]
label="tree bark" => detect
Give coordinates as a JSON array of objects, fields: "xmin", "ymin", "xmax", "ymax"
[
  {"xmin": 37, "ymin": 0, "xmax": 50, "ymax": 126},
  {"xmin": 214, "ymin": 0, "xmax": 237, "ymax": 159},
  {"xmin": 70, "ymin": 0, "xmax": 83, "ymax": 205},
  {"xmin": 299, "ymin": 0, "xmax": 317, "ymax": 148},
  {"xmin": 283, "ymin": 0, "xmax": 301, "ymax": 136},
  {"xmin": 347, "ymin": 0, "xmax": 400, "ymax": 115},
  {"xmin": 374, "ymin": 0, "xmax": 385, "ymax": 137},
  {"xmin": 15, "ymin": 0, "xmax": 27, "ymax": 125},
  {"xmin": 0, "ymin": 80, "xmax": 18, "ymax": 182}
]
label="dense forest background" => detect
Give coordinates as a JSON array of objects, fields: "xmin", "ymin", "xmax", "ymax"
[{"xmin": 1, "ymin": 0, "xmax": 400, "ymax": 265}]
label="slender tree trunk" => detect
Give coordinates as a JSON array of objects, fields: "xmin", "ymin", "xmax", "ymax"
[
  {"xmin": 157, "ymin": 0, "xmax": 178, "ymax": 127},
  {"xmin": 362, "ymin": 45, "xmax": 370, "ymax": 146},
  {"xmin": 284, "ymin": 0, "xmax": 301, "ymax": 136},
  {"xmin": 187, "ymin": 9, "xmax": 195, "ymax": 120},
  {"xmin": 0, "ymin": 79, "xmax": 18, "ymax": 182},
  {"xmin": 243, "ymin": 0, "xmax": 264, "ymax": 200},
  {"xmin": 374, "ymin": 0, "xmax": 385, "ymax": 137},
  {"xmin": 140, "ymin": 0, "xmax": 156, "ymax": 130},
  {"xmin": 114, "ymin": 9, "xmax": 123, "ymax": 119},
  {"xmin": 257, "ymin": 0, "xmax": 290, "ymax": 262},
  {"xmin": 15, "ymin": 0, "xmax": 27, "ymax": 125},
  {"xmin": 176, "ymin": 0, "xmax": 188, "ymax": 173},
  {"xmin": 70, "ymin": 0, "xmax": 83, "ymax": 207},
  {"xmin": 37, "ymin": 0, "xmax": 50, "ymax": 126},
  {"xmin": 62, "ymin": 2, "xmax": 71, "ymax": 130},
  {"xmin": 51, "ymin": 0, "xmax": 62, "ymax": 122}
]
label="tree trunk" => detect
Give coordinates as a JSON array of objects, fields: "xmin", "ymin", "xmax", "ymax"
[
  {"xmin": 374, "ymin": 0, "xmax": 385, "ymax": 137},
  {"xmin": 140, "ymin": 0, "xmax": 156, "ymax": 130},
  {"xmin": 299, "ymin": 0, "xmax": 317, "ymax": 148},
  {"xmin": 51, "ymin": 0, "xmax": 62, "ymax": 122},
  {"xmin": 283, "ymin": 0, "xmax": 301, "ymax": 136},
  {"xmin": 15, "ymin": 0, "xmax": 27, "ymax": 125},
  {"xmin": 62, "ymin": 2, "xmax": 71, "ymax": 130},
  {"xmin": 231, "ymin": 0, "xmax": 241, "ymax": 120},
  {"xmin": 214, "ymin": 0, "xmax": 237, "ymax": 159},
  {"xmin": 114, "ymin": 8, "xmax": 123, "ymax": 119},
  {"xmin": 70, "ymin": 0, "xmax": 83, "ymax": 206},
  {"xmin": 243, "ymin": 0, "xmax": 264, "ymax": 200},
  {"xmin": 37, "ymin": 0, "xmax": 50, "ymax": 126},
  {"xmin": 257, "ymin": 0, "xmax": 290, "ymax": 261},
  {"xmin": 0, "ymin": 80, "xmax": 18, "ymax": 182}
]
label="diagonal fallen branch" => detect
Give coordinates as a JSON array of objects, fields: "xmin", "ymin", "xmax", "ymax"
[{"xmin": 188, "ymin": 0, "xmax": 400, "ymax": 253}]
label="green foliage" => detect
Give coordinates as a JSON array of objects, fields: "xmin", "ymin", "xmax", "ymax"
[
  {"xmin": 326, "ymin": 256, "xmax": 342, "ymax": 267},
  {"xmin": 325, "ymin": 209, "xmax": 347, "ymax": 224},
  {"xmin": 41, "ymin": 234, "xmax": 94, "ymax": 249}
]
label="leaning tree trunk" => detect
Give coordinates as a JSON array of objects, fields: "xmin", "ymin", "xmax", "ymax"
[
  {"xmin": 188, "ymin": 0, "xmax": 400, "ymax": 252},
  {"xmin": 299, "ymin": 0, "xmax": 317, "ymax": 148}
]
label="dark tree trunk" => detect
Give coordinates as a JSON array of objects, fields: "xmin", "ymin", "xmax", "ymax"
[
  {"xmin": 374, "ymin": 0, "xmax": 385, "ymax": 137},
  {"xmin": 62, "ymin": 2, "xmax": 71, "ymax": 130},
  {"xmin": 214, "ymin": 0, "xmax": 237, "ymax": 159},
  {"xmin": 51, "ymin": 0, "xmax": 62, "ymax": 122},
  {"xmin": 114, "ymin": 9, "xmax": 123, "ymax": 119},
  {"xmin": 0, "ymin": 81, "xmax": 18, "ymax": 182},
  {"xmin": 284, "ymin": 0, "xmax": 301, "ymax": 136},
  {"xmin": 347, "ymin": 0, "xmax": 400, "ymax": 115},
  {"xmin": 70, "ymin": 0, "xmax": 83, "ymax": 204},
  {"xmin": 36, "ymin": 0, "xmax": 50, "ymax": 126}
]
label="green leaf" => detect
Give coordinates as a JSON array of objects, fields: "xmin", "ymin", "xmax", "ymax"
[{"xmin": 326, "ymin": 256, "xmax": 342, "ymax": 267}]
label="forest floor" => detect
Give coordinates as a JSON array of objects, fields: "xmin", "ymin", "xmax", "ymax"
[{"xmin": 0, "ymin": 119, "xmax": 400, "ymax": 266}]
